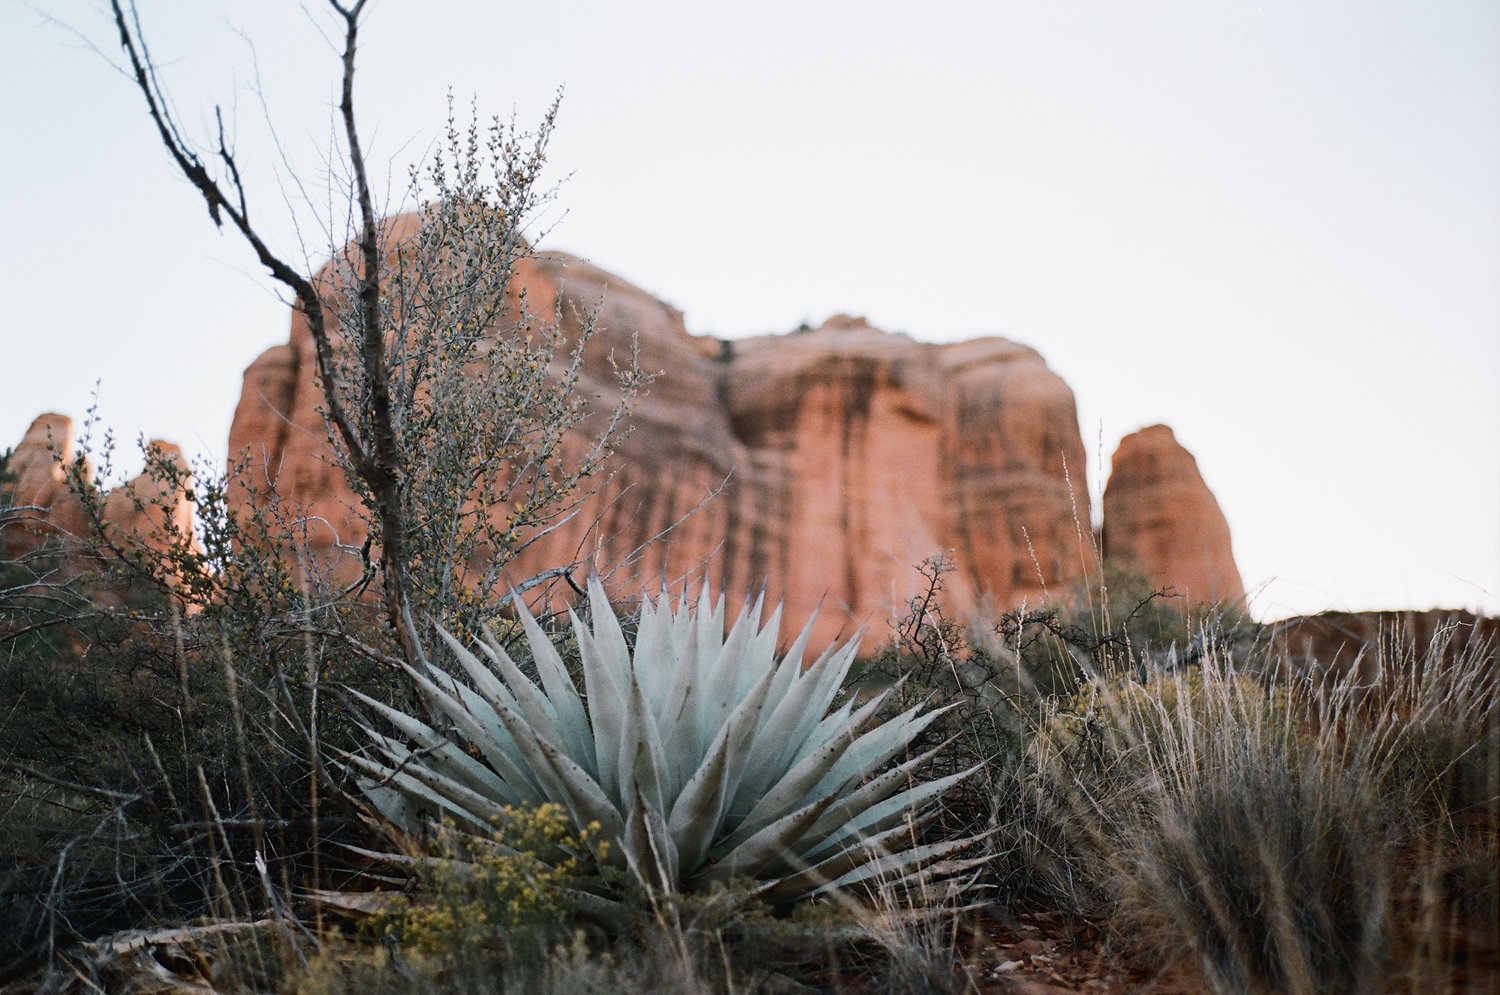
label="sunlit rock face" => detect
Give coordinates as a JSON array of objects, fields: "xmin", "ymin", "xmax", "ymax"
[
  {"xmin": 1102, "ymin": 424, "xmax": 1245, "ymax": 606},
  {"xmin": 710, "ymin": 315, "xmax": 1097, "ymax": 642},
  {"xmin": 226, "ymin": 214, "xmax": 1246, "ymax": 642}
]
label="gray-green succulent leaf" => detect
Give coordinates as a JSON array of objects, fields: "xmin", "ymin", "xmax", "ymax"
[{"xmin": 347, "ymin": 575, "xmax": 984, "ymax": 899}]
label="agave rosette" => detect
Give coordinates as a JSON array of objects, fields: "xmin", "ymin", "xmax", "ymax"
[{"xmin": 346, "ymin": 576, "xmax": 982, "ymax": 903}]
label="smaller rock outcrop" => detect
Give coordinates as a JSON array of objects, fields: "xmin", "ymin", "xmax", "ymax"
[
  {"xmin": 1, "ymin": 413, "xmax": 90, "ymax": 560},
  {"xmin": 1102, "ymin": 424, "xmax": 1244, "ymax": 605},
  {"xmin": 102, "ymin": 441, "xmax": 197, "ymax": 561},
  {"xmin": 2, "ymin": 413, "xmax": 195, "ymax": 578},
  {"xmin": 1269, "ymin": 609, "xmax": 1498, "ymax": 680}
]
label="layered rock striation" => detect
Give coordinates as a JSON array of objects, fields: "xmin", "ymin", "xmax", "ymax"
[
  {"xmin": 229, "ymin": 256, "xmax": 1103, "ymax": 643},
  {"xmin": 223, "ymin": 216, "xmax": 1242, "ymax": 641}
]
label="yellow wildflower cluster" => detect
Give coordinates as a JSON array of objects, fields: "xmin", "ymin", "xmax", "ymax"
[{"xmin": 379, "ymin": 803, "xmax": 603, "ymax": 960}]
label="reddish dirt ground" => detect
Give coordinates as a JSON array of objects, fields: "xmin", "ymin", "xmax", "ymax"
[
  {"xmin": 958, "ymin": 911, "xmax": 1202, "ymax": 994},
  {"xmin": 953, "ymin": 907, "xmax": 1500, "ymax": 995}
]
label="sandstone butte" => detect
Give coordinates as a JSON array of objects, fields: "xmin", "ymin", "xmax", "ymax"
[
  {"xmin": 0, "ymin": 214, "xmax": 1244, "ymax": 642},
  {"xmin": 215, "ymin": 212, "xmax": 1245, "ymax": 646}
]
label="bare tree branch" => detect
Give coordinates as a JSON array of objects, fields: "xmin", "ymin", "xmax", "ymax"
[{"xmin": 108, "ymin": 0, "xmax": 419, "ymax": 662}]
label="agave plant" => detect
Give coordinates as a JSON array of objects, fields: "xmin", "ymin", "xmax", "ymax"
[{"xmin": 346, "ymin": 577, "xmax": 982, "ymax": 905}]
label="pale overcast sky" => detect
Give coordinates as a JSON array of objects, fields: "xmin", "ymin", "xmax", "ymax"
[{"xmin": 2, "ymin": 0, "xmax": 1497, "ymax": 621}]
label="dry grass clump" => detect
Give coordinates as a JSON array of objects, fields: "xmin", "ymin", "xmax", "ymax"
[{"xmin": 1022, "ymin": 621, "xmax": 1497, "ymax": 994}]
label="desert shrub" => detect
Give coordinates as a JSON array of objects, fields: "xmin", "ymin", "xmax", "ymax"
[
  {"xmin": 1311, "ymin": 625, "xmax": 1499, "ymax": 988},
  {"xmin": 0, "ymin": 450, "xmax": 79, "ymax": 671},
  {"xmin": 1019, "ymin": 629, "xmax": 1498, "ymax": 995},
  {"xmin": 371, "ymin": 803, "xmax": 600, "ymax": 979},
  {"xmin": 1115, "ymin": 728, "xmax": 1390, "ymax": 995},
  {"xmin": 865, "ymin": 550, "xmax": 1493, "ymax": 991},
  {"xmin": 0, "ymin": 426, "xmax": 378, "ymax": 974},
  {"xmin": 861, "ymin": 555, "xmax": 1219, "ymax": 910},
  {"xmin": 303, "ymin": 856, "xmax": 952, "ymax": 995},
  {"xmin": 1035, "ymin": 661, "xmax": 1295, "ymax": 794},
  {"xmin": 1045, "ymin": 660, "xmax": 1384, "ymax": 994},
  {"xmin": 0, "ymin": 608, "xmax": 359, "ymax": 981},
  {"xmin": 2, "ymin": 67, "xmax": 645, "ymax": 980},
  {"xmin": 298, "ymin": 915, "xmax": 764, "ymax": 995},
  {"xmin": 0, "ymin": 471, "xmax": 228, "ymax": 975},
  {"xmin": 992, "ymin": 564, "xmax": 1255, "ymax": 687},
  {"xmin": 858, "ymin": 553, "xmax": 1013, "ymax": 835}
]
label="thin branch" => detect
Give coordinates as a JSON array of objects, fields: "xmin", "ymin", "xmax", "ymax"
[
  {"xmin": 109, "ymin": 0, "xmax": 416, "ymax": 663},
  {"xmin": 326, "ymin": 0, "xmax": 421, "ymax": 669},
  {"xmin": 0, "ymin": 761, "xmax": 140, "ymax": 804}
]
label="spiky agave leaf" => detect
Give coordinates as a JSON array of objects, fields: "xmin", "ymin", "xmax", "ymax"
[{"xmin": 349, "ymin": 575, "xmax": 984, "ymax": 899}]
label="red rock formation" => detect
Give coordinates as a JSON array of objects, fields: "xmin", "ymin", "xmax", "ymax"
[
  {"xmin": 225, "ymin": 218, "xmax": 1102, "ymax": 644},
  {"xmin": 1269, "ymin": 609, "xmax": 1498, "ymax": 680},
  {"xmin": 1102, "ymin": 424, "xmax": 1245, "ymax": 605},
  {"xmin": 714, "ymin": 316, "xmax": 1096, "ymax": 635},
  {"xmin": 101, "ymin": 441, "xmax": 197, "ymax": 561},
  {"xmin": 1, "ymin": 413, "xmax": 91, "ymax": 560},
  {"xmin": 3, "ymin": 415, "xmax": 197, "ymax": 593}
]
